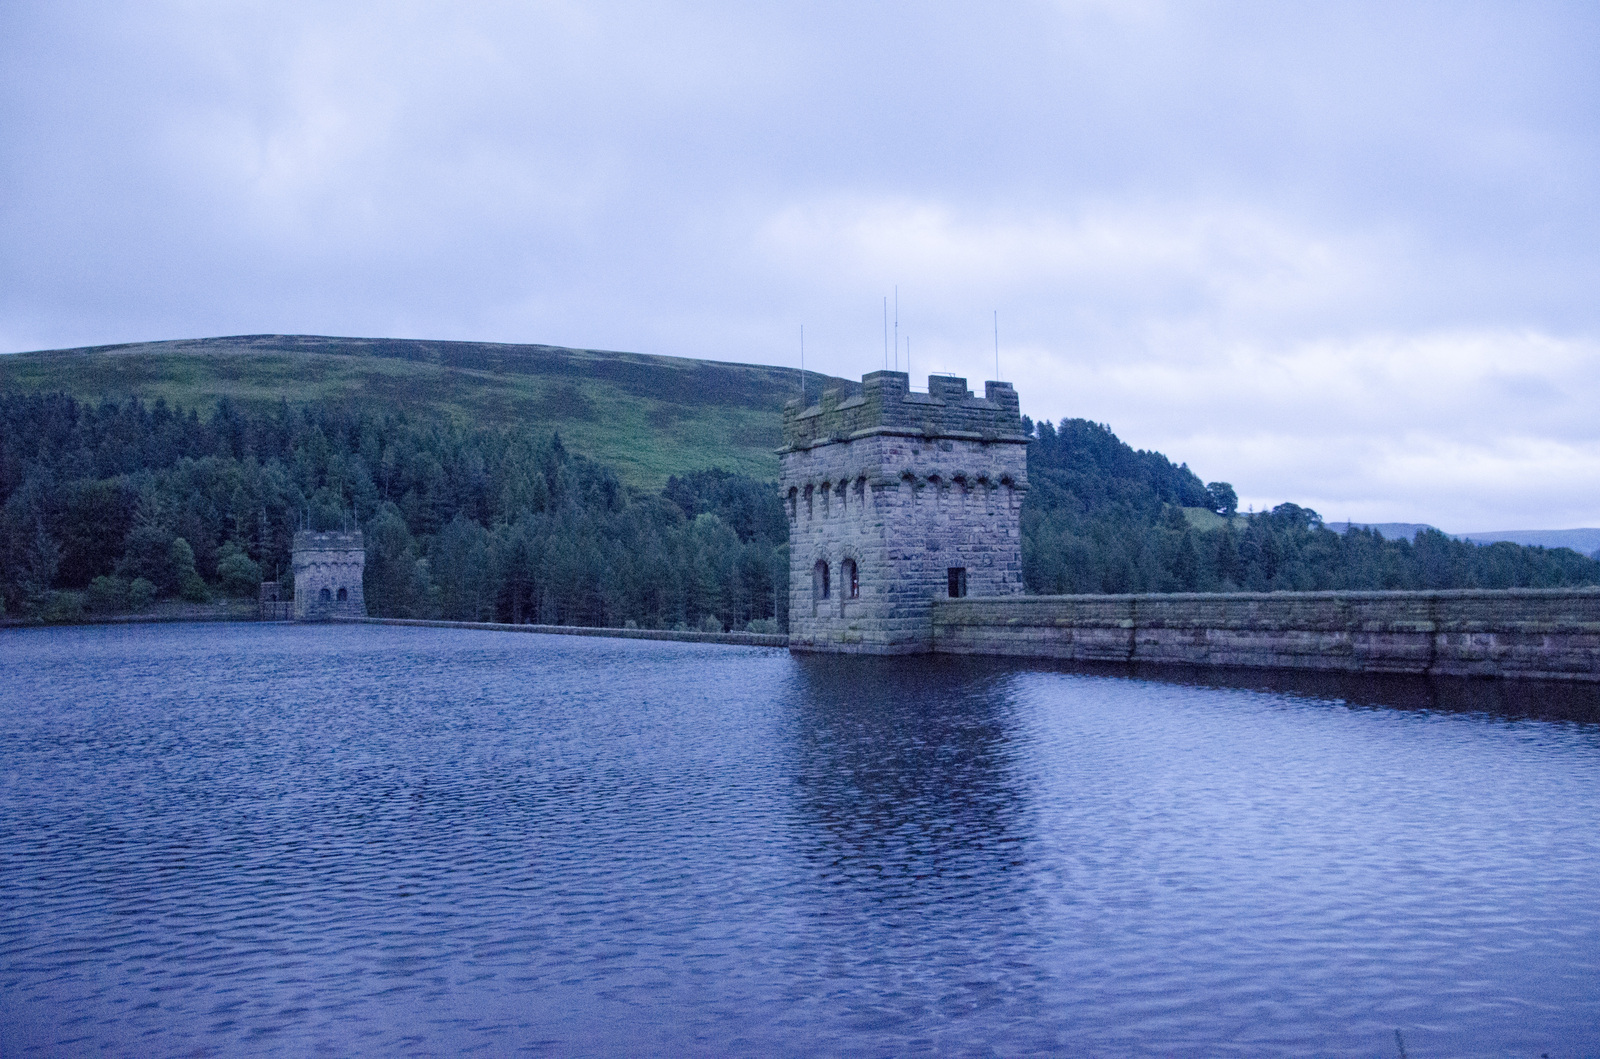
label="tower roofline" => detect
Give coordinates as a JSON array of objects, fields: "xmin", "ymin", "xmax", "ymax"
[
  {"xmin": 781, "ymin": 370, "xmax": 1028, "ymax": 452},
  {"xmin": 292, "ymin": 529, "xmax": 365, "ymax": 550}
]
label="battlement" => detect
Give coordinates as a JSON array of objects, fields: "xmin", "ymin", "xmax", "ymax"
[
  {"xmin": 293, "ymin": 530, "xmax": 364, "ymax": 553},
  {"xmin": 781, "ymin": 371, "xmax": 1026, "ymax": 452}
]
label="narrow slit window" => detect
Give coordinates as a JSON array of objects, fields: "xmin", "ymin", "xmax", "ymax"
[
  {"xmin": 842, "ymin": 559, "xmax": 858, "ymax": 600},
  {"xmin": 947, "ymin": 567, "xmax": 967, "ymax": 598},
  {"xmin": 813, "ymin": 560, "xmax": 830, "ymax": 604}
]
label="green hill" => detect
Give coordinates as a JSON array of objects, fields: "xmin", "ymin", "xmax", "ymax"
[{"xmin": 0, "ymin": 334, "xmax": 850, "ymax": 488}]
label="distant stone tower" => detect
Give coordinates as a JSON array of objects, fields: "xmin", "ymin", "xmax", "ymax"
[
  {"xmin": 292, "ymin": 530, "xmax": 366, "ymax": 621},
  {"xmin": 780, "ymin": 371, "xmax": 1030, "ymax": 653}
]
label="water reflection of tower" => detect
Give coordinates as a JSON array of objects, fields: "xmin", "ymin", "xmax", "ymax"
[{"xmin": 789, "ymin": 655, "xmax": 1029, "ymax": 903}]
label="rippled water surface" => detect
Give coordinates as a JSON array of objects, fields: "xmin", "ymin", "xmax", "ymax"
[{"xmin": 3, "ymin": 624, "xmax": 1599, "ymax": 1056}]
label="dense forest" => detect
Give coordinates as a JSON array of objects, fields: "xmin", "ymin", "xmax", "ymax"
[
  {"xmin": 0, "ymin": 393, "xmax": 786, "ymax": 629},
  {"xmin": 1021, "ymin": 416, "xmax": 1600, "ymax": 593},
  {"xmin": 1, "ymin": 392, "xmax": 1596, "ymax": 625}
]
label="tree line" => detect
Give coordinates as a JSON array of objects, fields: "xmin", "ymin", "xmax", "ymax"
[
  {"xmin": 1020, "ymin": 415, "xmax": 1600, "ymax": 593},
  {"xmin": 0, "ymin": 393, "xmax": 786, "ymax": 630},
  {"xmin": 2, "ymin": 392, "xmax": 1595, "ymax": 625}
]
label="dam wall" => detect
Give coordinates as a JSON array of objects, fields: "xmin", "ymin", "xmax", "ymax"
[{"xmin": 930, "ymin": 588, "xmax": 1600, "ymax": 682}]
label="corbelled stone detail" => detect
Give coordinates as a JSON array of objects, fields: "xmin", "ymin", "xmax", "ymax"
[{"xmin": 781, "ymin": 371, "xmax": 1030, "ymax": 653}]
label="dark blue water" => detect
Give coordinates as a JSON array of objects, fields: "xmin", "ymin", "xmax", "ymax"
[{"xmin": 3, "ymin": 624, "xmax": 1598, "ymax": 1056}]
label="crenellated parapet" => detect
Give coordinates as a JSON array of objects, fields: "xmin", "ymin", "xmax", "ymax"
[
  {"xmin": 294, "ymin": 530, "xmax": 364, "ymax": 554},
  {"xmin": 781, "ymin": 371, "xmax": 1027, "ymax": 452}
]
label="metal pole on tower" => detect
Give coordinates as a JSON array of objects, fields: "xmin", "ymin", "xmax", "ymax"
[
  {"xmin": 893, "ymin": 286, "xmax": 899, "ymax": 373},
  {"xmin": 993, "ymin": 310, "xmax": 1000, "ymax": 382}
]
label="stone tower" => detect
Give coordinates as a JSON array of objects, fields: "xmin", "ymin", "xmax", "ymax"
[
  {"xmin": 292, "ymin": 530, "xmax": 366, "ymax": 621},
  {"xmin": 780, "ymin": 371, "xmax": 1030, "ymax": 653}
]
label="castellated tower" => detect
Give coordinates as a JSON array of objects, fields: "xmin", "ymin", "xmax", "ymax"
[
  {"xmin": 780, "ymin": 371, "xmax": 1030, "ymax": 653},
  {"xmin": 292, "ymin": 530, "xmax": 366, "ymax": 621}
]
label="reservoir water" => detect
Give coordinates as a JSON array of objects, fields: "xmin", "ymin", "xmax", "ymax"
[{"xmin": 2, "ymin": 623, "xmax": 1598, "ymax": 1056}]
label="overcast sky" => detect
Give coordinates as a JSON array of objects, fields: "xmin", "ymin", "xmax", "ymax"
[{"xmin": 3, "ymin": 1, "xmax": 1597, "ymax": 530}]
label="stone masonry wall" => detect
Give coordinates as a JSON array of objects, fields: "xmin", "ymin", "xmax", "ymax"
[
  {"xmin": 930, "ymin": 588, "xmax": 1600, "ymax": 681},
  {"xmin": 292, "ymin": 530, "xmax": 366, "ymax": 621},
  {"xmin": 782, "ymin": 370, "xmax": 1030, "ymax": 653}
]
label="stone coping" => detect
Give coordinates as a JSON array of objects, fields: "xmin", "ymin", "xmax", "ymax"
[
  {"xmin": 933, "ymin": 588, "xmax": 1600, "ymax": 633},
  {"xmin": 940, "ymin": 587, "xmax": 1600, "ymax": 604},
  {"xmin": 345, "ymin": 617, "xmax": 789, "ymax": 647},
  {"xmin": 0, "ymin": 600, "xmax": 262, "ymax": 628},
  {"xmin": 0, "ymin": 612, "xmax": 789, "ymax": 646}
]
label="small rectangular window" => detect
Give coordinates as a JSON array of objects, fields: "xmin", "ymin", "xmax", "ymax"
[{"xmin": 947, "ymin": 567, "xmax": 967, "ymax": 598}]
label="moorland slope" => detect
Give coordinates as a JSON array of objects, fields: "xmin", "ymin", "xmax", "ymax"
[{"xmin": 0, "ymin": 335, "xmax": 852, "ymax": 487}]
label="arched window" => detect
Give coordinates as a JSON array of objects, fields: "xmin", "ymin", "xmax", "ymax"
[
  {"xmin": 319, "ymin": 587, "xmax": 331, "ymax": 602},
  {"xmin": 813, "ymin": 560, "xmax": 830, "ymax": 613},
  {"xmin": 842, "ymin": 558, "xmax": 858, "ymax": 600},
  {"xmin": 336, "ymin": 587, "xmax": 348, "ymax": 601}
]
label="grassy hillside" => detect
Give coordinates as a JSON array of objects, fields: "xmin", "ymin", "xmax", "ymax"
[
  {"xmin": 0, "ymin": 335, "xmax": 852, "ymax": 488},
  {"xmin": 1181, "ymin": 507, "xmax": 1247, "ymax": 533}
]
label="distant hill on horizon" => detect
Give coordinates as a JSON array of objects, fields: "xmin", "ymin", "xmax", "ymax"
[
  {"xmin": 0, "ymin": 334, "xmax": 853, "ymax": 489},
  {"xmin": 1459, "ymin": 528, "xmax": 1600, "ymax": 556},
  {"xmin": 1326, "ymin": 521, "xmax": 1600, "ymax": 557}
]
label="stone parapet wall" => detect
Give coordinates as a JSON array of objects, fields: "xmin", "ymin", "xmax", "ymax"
[
  {"xmin": 352, "ymin": 617, "xmax": 789, "ymax": 647},
  {"xmin": 931, "ymin": 588, "xmax": 1600, "ymax": 681}
]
